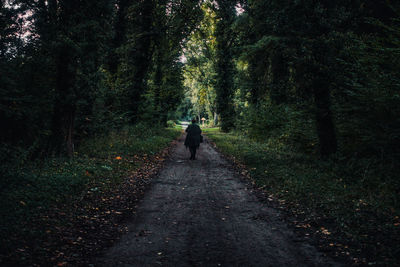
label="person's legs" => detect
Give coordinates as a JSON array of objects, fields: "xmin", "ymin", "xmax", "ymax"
[
  {"xmin": 189, "ymin": 146, "xmax": 197, "ymax": 160},
  {"xmin": 192, "ymin": 146, "xmax": 197, "ymax": 159},
  {"xmin": 189, "ymin": 146, "xmax": 194, "ymax": 159}
]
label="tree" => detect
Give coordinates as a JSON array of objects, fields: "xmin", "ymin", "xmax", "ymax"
[
  {"xmin": 237, "ymin": 0, "xmax": 346, "ymax": 156},
  {"xmin": 183, "ymin": 1, "xmax": 218, "ymax": 125},
  {"xmin": 151, "ymin": 0, "xmax": 202, "ymax": 125},
  {"xmin": 214, "ymin": 0, "xmax": 237, "ymax": 132}
]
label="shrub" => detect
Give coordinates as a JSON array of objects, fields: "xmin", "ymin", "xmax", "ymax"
[{"xmin": 166, "ymin": 120, "xmax": 176, "ymax": 128}]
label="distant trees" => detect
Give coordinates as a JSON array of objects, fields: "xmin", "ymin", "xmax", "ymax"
[
  {"xmin": 183, "ymin": 1, "xmax": 218, "ymax": 126},
  {"xmin": 108, "ymin": 0, "xmax": 201, "ymax": 126},
  {"xmin": 183, "ymin": 0, "xmax": 237, "ymax": 131}
]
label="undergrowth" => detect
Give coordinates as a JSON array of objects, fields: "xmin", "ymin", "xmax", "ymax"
[
  {"xmin": 0, "ymin": 124, "xmax": 181, "ymax": 262},
  {"xmin": 204, "ymin": 127, "xmax": 400, "ymax": 265}
]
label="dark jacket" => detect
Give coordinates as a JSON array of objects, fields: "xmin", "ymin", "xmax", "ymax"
[{"xmin": 184, "ymin": 123, "xmax": 202, "ymax": 148}]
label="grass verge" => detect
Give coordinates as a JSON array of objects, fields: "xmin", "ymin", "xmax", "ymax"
[
  {"xmin": 204, "ymin": 127, "xmax": 400, "ymax": 265},
  {"xmin": 0, "ymin": 124, "xmax": 181, "ymax": 266}
]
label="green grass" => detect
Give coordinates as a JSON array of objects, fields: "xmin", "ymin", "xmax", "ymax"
[
  {"xmin": 0, "ymin": 125, "xmax": 181, "ymax": 259},
  {"xmin": 204, "ymin": 127, "xmax": 400, "ymax": 265}
]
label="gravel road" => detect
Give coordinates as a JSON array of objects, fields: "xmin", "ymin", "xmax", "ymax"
[{"xmin": 98, "ymin": 135, "xmax": 339, "ymax": 266}]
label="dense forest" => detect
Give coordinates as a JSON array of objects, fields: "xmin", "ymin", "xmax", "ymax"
[
  {"xmin": 184, "ymin": 0, "xmax": 400, "ymax": 159},
  {"xmin": 2, "ymin": 0, "xmax": 399, "ymax": 159},
  {"xmin": 1, "ymin": 0, "xmax": 202, "ymax": 158},
  {"xmin": 1, "ymin": 0, "xmax": 400, "ymax": 264}
]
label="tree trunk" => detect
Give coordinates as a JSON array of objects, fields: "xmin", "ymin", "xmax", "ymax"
[
  {"xmin": 215, "ymin": 0, "xmax": 236, "ymax": 132},
  {"xmin": 270, "ymin": 49, "xmax": 288, "ymax": 104},
  {"xmin": 65, "ymin": 109, "xmax": 75, "ymax": 157},
  {"xmin": 313, "ymin": 78, "xmax": 337, "ymax": 157},
  {"xmin": 214, "ymin": 112, "xmax": 218, "ymax": 126},
  {"xmin": 50, "ymin": 104, "xmax": 76, "ymax": 156},
  {"xmin": 50, "ymin": 41, "xmax": 76, "ymax": 156},
  {"xmin": 107, "ymin": 0, "xmax": 131, "ymax": 74},
  {"xmin": 161, "ymin": 112, "xmax": 168, "ymax": 127},
  {"xmin": 153, "ymin": 51, "xmax": 163, "ymax": 124},
  {"xmin": 128, "ymin": 1, "xmax": 154, "ymax": 123}
]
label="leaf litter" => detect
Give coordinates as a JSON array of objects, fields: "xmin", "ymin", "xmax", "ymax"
[{"xmin": 1, "ymin": 139, "xmax": 179, "ymax": 266}]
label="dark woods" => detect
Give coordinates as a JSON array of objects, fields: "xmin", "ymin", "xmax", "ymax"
[
  {"xmin": 1, "ymin": 0, "xmax": 400, "ymax": 161},
  {"xmin": 1, "ymin": 0, "xmax": 202, "ymax": 158},
  {"xmin": 1, "ymin": 1, "xmax": 399, "ymax": 265},
  {"xmin": 242, "ymin": 0, "xmax": 400, "ymax": 159},
  {"xmin": 184, "ymin": 0, "xmax": 400, "ymax": 161}
]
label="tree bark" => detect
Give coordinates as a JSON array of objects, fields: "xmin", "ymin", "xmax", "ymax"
[
  {"xmin": 107, "ymin": 0, "xmax": 131, "ymax": 74},
  {"xmin": 313, "ymin": 78, "xmax": 337, "ymax": 157},
  {"xmin": 128, "ymin": 0, "xmax": 154, "ymax": 123},
  {"xmin": 153, "ymin": 50, "xmax": 163, "ymax": 124},
  {"xmin": 213, "ymin": 112, "xmax": 218, "ymax": 126},
  {"xmin": 270, "ymin": 49, "xmax": 288, "ymax": 104},
  {"xmin": 215, "ymin": 0, "xmax": 236, "ymax": 132},
  {"xmin": 65, "ymin": 109, "xmax": 75, "ymax": 157},
  {"xmin": 50, "ymin": 40, "xmax": 77, "ymax": 156}
]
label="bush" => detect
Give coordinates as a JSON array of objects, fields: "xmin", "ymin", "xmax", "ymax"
[
  {"xmin": 237, "ymin": 101, "xmax": 317, "ymax": 153},
  {"xmin": 166, "ymin": 120, "xmax": 176, "ymax": 128}
]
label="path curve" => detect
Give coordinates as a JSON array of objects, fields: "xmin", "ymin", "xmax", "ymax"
[{"xmin": 98, "ymin": 135, "xmax": 339, "ymax": 266}]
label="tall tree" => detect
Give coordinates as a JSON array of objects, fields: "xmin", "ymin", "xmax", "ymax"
[
  {"xmin": 240, "ymin": 0, "xmax": 345, "ymax": 156},
  {"xmin": 122, "ymin": 0, "xmax": 155, "ymax": 122},
  {"xmin": 107, "ymin": 0, "xmax": 131, "ymax": 75},
  {"xmin": 31, "ymin": 0, "xmax": 114, "ymax": 155},
  {"xmin": 0, "ymin": 1, "xmax": 22, "ymax": 144},
  {"xmin": 214, "ymin": 0, "xmax": 236, "ymax": 132}
]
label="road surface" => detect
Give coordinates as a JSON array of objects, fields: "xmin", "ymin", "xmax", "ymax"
[{"xmin": 97, "ymin": 134, "xmax": 339, "ymax": 266}]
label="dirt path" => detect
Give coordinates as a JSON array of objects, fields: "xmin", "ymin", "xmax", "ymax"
[{"xmin": 97, "ymin": 135, "xmax": 339, "ymax": 266}]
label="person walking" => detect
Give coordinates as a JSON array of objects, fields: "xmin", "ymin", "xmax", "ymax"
[{"xmin": 184, "ymin": 118, "xmax": 202, "ymax": 160}]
